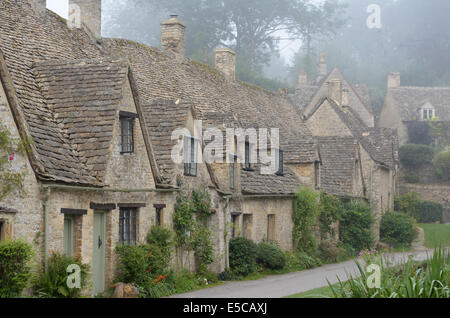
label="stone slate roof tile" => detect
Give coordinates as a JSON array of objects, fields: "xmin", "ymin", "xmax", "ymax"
[
  {"xmin": 0, "ymin": 0, "xmax": 104, "ymax": 185},
  {"xmin": 389, "ymin": 87, "xmax": 450, "ymax": 121},
  {"xmin": 318, "ymin": 136, "xmax": 358, "ymax": 197}
]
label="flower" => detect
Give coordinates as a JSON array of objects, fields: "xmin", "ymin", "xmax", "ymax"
[{"xmin": 9, "ymin": 152, "xmax": 14, "ymax": 161}]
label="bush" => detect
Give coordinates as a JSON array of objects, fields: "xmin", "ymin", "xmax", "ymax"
[
  {"xmin": 339, "ymin": 200, "xmax": 375, "ymax": 251},
  {"xmin": 395, "ymin": 192, "xmax": 422, "ymax": 216},
  {"xmin": 229, "ymin": 237, "xmax": 257, "ymax": 276},
  {"xmin": 293, "ymin": 187, "xmax": 320, "ymax": 254},
  {"xmin": 318, "ymin": 239, "xmax": 341, "ymax": 263},
  {"xmin": 380, "ymin": 212, "xmax": 417, "ymax": 248},
  {"xmin": 218, "ymin": 269, "xmax": 239, "ymax": 281},
  {"xmin": 403, "ymin": 171, "xmax": 420, "ymax": 183},
  {"xmin": 146, "ymin": 226, "xmax": 173, "ymax": 269},
  {"xmin": 296, "ymin": 251, "xmax": 322, "ymax": 269},
  {"xmin": 433, "ymin": 150, "xmax": 450, "ymax": 181},
  {"xmin": 318, "ymin": 192, "xmax": 343, "ymax": 240},
  {"xmin": 399, "ymin": 144, "xmax": 434, "ymax": 169},
  {"xmin": 115, "ymin": 244, "xmax": 166, "ymax": 287},
  {"xmin": 35, "ymin": 252, "xmax": 89, "ymax": 298},
  {"xmin": 417, "ymin": 201, "xmax": 443, "ymax": 223},
  {"xmin": 0, "ymin": 240, "xmax": 34, "ymax": 297},
  {"xmin": 255, "ymin": 241, "xmax": 286, "ymax": 270}
]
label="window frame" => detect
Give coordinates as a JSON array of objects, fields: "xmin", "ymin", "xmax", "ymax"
[
  {"xmin": 120, "ymin": 114, "xmax": 136, "ymax": 154},
  {"xmin": 243, "ymin": 141, "xmax": 254, "ymax": 171},
  {"xmin": 184, "ymin": 135, "xmax": 198, "ymax": 177},
  {"xmin": 119, "ymin": 207, "xmax": 137, "ymax": 246},
  {"xmin": 275, "ymin": 149, "xmax": 284, "ymax": 176}
]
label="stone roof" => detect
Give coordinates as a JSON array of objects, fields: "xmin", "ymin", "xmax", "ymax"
[
  {"xmin": 142, "ymin": 99, "xmax": 191, "ymax": 183},
  {"xmin": 0, "ymin": 0, "xmax": 105, "ymax": 185},
  {"xmin": 240, "ymin": 164, "xmax": 303, "ymax": 195},
  {"xmin": 307, "ymin": 97, "xmax": 398, "ymax": 169},
  {"xmin": 33, "ymin": 58, "xmax": 129, "ymax": 183},
  {"xmin": 388, "ymin": 86, "xmax": 450, "ymax": 121},
  {"xmin": 103, "ymin": 39, "xmax": 318, "ymax": 166},
  {"xmin": 318, "ymin": 136, "xmax": 359, "ymax": 197}
]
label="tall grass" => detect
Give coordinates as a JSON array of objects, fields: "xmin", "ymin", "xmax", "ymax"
[{"xmin": 328, "ymin": 247, "xmax": 449, "ymax": 298}]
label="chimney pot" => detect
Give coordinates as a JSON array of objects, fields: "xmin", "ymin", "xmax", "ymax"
[
  {"xmin": 317, "ymin": 54, "xmax": 327, "ymax": 83},
  {"xmin": 328, "ymin": 79, "xmax": 342, "ymax": 106},
  {"xmin": 161, "ymin": 15, "xmax": 186, "ymax": 56},
  {"xmin": 297, "ymin": 69, "xmax": 308, "ymax": 87},
  {"xmin": 387, "ymin": 72, "xmax": 401, "ymax": 88},
  {"xmin": 342, "ymin": 88, "xmax": 349, "ymax": 106},
  {"xmin": 31, "ymin": 0, "xmax": 46, "ymax": 15},
  {"xmin": 215, "ymin": 48, "xmax": 236, "ymax": 81}
]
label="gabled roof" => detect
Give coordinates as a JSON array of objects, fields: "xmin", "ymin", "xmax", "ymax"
[
  {"xmin": 318, "ymin": 136, "xmax": 359, "ymax": 197},
  {"xmin": 0, "ymin": 0, "xmax": 106, "ymax": 185},
  {"xmin": 388, "ymin": 86, "xmax": 450, "ymax": 121},
  {"xmin": 308, "ymin": 97, "xmax": 398, "ymax": 169},
  {"xmin": 33, "ymin": 58, "xmax": 130, "ymax": 183},
  {"xmin": 292, "ymin": 68, "xmax": 374, "ymax": 122},
  {"xmin": 103, "ymin": 39, "xmax": 318, "ymax": 165}
]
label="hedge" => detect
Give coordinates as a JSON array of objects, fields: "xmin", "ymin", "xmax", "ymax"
[
  {"xmin": 399, "ymin": 144, "xmax": 434, "ymax": 169},
  {"xmin": 380, "ymin": 212, "xmax": 417, "ymax": 248}
]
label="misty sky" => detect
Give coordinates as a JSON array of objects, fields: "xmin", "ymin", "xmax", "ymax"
[{"xmin": 46, "ymin": 0, "xmax": 303, "ymax": 63}]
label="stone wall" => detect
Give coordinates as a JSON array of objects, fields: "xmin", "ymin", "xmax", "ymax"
[
  {"xmin": 399, "ymin": 183, "xmax": 450, "ymax": 223},
  {"xmin": 306, "ymin": 100, "xmax": 353, "ymax": 137}
]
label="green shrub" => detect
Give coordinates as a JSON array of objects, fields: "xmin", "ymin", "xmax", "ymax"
[
  {"xmin": 417, "ymin": 201, "xmax": 443, "ymax": 223},
  {"xmin": 399, "ymin": 144, "xmax": 434, "ymax": 169},
  {"xmin": 255, "ymin": 241, "xmax": 286, "ymax": 270},
  {"xmin": 395, "ymin": 192, "xmax": 422, "ymax": 216},
  {"xmin": 296, "ymin": 251, "xmax": 322, "ymax": 269},
  {"xmin": 318, "ymin": 239, "xmax": 341, "ymax": 263},
  {"xmin": 218, "ymin": 269, "xmax": 239, "ymax": 281},
  {"xmin": 0, "ymin": 240, "xmax": 34, "ymax": 297},
  {"xmin": 403, "ymin": 171, "xmax": 420, "ymax": 183},
  {"xmin": 35, "ymin": 252, "xmax": 89, "ymax": 298},
  {"xmin": 433, "ymin": 150, "xmax": 450, "ymax": 181},
  {"xmin": 380, "ymin": 212, "xmax": 417, "ymax": 248},
  {"xmin": 293, "ymin": 187, "xmax": 320, "ymax": 254},
  {"xmin": 229, "ymin": 237, "xmax": 257, "ymax": 276},
  {"xmin": 339, "ymin": 200, "xmax": 375, "ymax": 251},
  {"xmin": 318, "ymin": 192, "xmax": 343, "ymax": 240},
  {"xmin": 191, "ymin": 223, "xmax": 214, "ymax": 274},
  {"xmin": 115, "ymin": 244, "xmax": 166, "ymax": 287},
  {"xmin": 146, "ymin": 225, "xmax": 173, "ymax": 269}
]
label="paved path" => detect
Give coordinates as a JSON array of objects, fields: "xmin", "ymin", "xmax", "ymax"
[{"xmin": 170, "ymin": 250, "xmax": 435, "ymax": 298}]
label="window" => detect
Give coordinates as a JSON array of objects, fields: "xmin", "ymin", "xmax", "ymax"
[
  {"xmin": 0, "ymin": 221, "xmax": 3, "ymax": 241},
  {"xmin": 119, "ymin": 208, "xmax": 137, "ymax": 245},
  {"xmin": 314, "ymin": 161, "xmax": 320, "ymax": 189},
  {"xmin": 64, "ymin": 216, "xmax": 74, "ymax": 257},
  {"xmin": 120, "ymin": 115, "xmax": 135, "ymax": 154},
  {"xmin": 267, "ymin": 214, "xmax": 275, "ymax": 241},
  {"xmin": 156, "ymin": 208, "xmax": 163, "ymax": 226},
  {"xmin": 275, "ymin": 149, "xmax": 284, "ymax": 176},
  {"xmin": 423, "ymin": 108, "xmax": 434, "ymax": 120},
  {"xmin": 184, "ymin": 136, "xmax": 197, "ymax": 176},
  {"xmin": 244, "ymin": 142, "xmax": 253, "ymax": 171},
  {"xmin": 231, "ymin": 214, "xmax": 239, "ymax": 238},
  {"xmin": 229, "ymin": 163, "xmax": 235, "ymax": 189}
]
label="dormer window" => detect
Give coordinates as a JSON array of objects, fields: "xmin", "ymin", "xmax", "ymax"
[
  {"xmin": 421, "ymin": 103, "xmax": 435, "ymax": 120},
  {"xmin": 120, "ymin": 111, "xmax": 137, "ymax": 154},
  {"xmin": 275, "ymin": 149, "xmax": 284, "ymax": 176},
  {"xmin": 184, "ymin": 136, "xmax": 198, "ymax": 177}
]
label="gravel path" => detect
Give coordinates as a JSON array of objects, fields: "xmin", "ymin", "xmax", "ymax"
[{"xmin": 169, "ymin": 250, "xmax": 435, "ymax": 298}]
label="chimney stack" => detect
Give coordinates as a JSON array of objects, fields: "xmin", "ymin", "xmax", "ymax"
[
  {"xmin": 68, "ymin": 0, "xmax": 102, "ymax": 39},
  {"xmin": 317, "ymin": 54, "xmax": 327, "ymax": 83},
  {"xmin": 387, "ymin": 72, "xmax": 401, "ymax": 88},
  {"xmin": 297, "ymin": 69, "xmax": 308, "ymax": 87},
  {"xmin": 31, "ymin": 0, "xmax": 46, "ymax": 15},
  {"xmin": 161, "ymin": 15, "xmax": 186, "ymax": 56},
  {"xmin": 328, "ymin": 79, "xmax": 342, "ymax": 106},
  {"xmin": 342, "ymin": 88, "xmax": 349, "ymax": 106},
  {"xmin": 215, "ymin": 48, "xmax": 236, "ymax": 81}
]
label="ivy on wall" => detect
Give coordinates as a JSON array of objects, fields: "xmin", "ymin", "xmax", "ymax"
[{"xmin": 173, "ymin": 187, "xmax": 214, "ymax": 274}]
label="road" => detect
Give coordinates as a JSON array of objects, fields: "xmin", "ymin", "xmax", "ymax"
[{"xmin": 170, "ymin": 249, "xmax": 435, "ymax": 298}]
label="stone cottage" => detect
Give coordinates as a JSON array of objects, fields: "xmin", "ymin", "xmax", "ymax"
[
  {"xmin": 379, "ymin": 72, "xmax": 450, "ymax": 147},
  {"xmin": 290, "ymin": 60, "xmax": 399, "ymax": 241}
]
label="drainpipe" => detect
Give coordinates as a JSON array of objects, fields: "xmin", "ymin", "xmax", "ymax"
[{"xmin": 43, "ymin": 187, "xmax": 51, "ymax": 272}]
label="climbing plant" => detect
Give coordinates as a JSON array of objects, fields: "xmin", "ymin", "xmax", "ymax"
[
  {"xmin": 318, "ymin": 192, "xmax": 344, "ymax": 240},
  {"xmin": 0, "ymin": 124, "xmax": 29, "ymax": 199},
  {"xmin": 292, "ymin": 187, "xmax": 320, "ymax": 254},
  {"xmin": 173, "ymin": 187, "xmax": 214, "ymax": 274}
]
